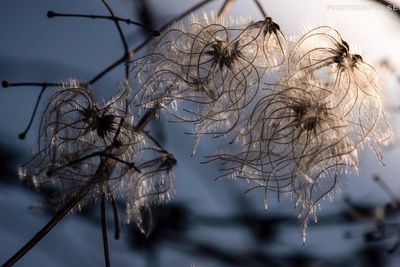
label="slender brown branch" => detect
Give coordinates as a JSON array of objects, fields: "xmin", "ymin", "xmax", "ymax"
[
  {"xmin": 47, "ymin": 11, "xmax": 159, "ymax": 33},
  {"xmin": 2, "ymin": 81, "xmax": 61, "ymax": 88},
  {"xmin": 1, "ymin": 158, "xmax": 115, "ymax": 266},
  {"xmin": 18, "ymin": 86, "xmax": 46, "ymax": 140},
  {"xmin": 218, "ymin": 0, "xmax": 234, "ymax": 17},
  {"xmin": 135, "ymin": 108, "xmax": 157, "ymax": 132},
  {"xmin": 100, "ymin": 0, "xmax": 131, "ymax": 80},
  {"xmin": 1, "ymin": 81, "xmax": 62, "ymax": 139},
  {"xmin": 253, "ymin": 0, "xmax": 268, "ymax": 18},
  {"xmin": 99, "ymin": 0, "xmax": 128, "ymax": 53},
  {"xmin": 1, "ymin": 183, "xmax": 93, "ymax": 267},
  {"xmin": 110, "ymin": 196, "xmax": 121, "ymax": 240},
  {"xmin": 100, "ymin": 193, "xmax": 111, "ymax": 267},
  {"xmin": 88, "ymin": 56, "xmax": 126, "ymax": 85}
]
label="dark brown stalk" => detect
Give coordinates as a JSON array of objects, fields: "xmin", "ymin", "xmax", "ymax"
[{"xmin": 100, "ymin": 193, "xmax": 111, "ymax": 267}]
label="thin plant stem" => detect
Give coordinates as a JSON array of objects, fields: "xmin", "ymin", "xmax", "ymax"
[
  {"xmin": 110, "ymin": 195, "xmax": 121, "ymax": 240},
  {"xmin": 18, "ymin": 86, "xmax": 46, "ymax": 140},
  {"xmin": 135, "ymin": 108, "xmax": 157, "ymax": 131},
  {"xmin": 88, "ymin": 56, "xmax": 126, "ymax": 85},
  {"xmin": 2, "ymin": 158, "xmax": 114, "ymax": 266},
  {"xmin": 253, "ymin": 0, "xmax": 268, "ymax": 17},
  {"xmin": 100, "ymin": 0, "xmax": 131, "ymax": 79},
  {"xmin": 2, "ymin": 81, "xmax": 61, "ymax": 88},
  {"xmin": 101, "ymin": 193, "xmax": 111, "ymax": 267},
  {"xmin": 1, "ymin": 183, "xmax": 92, "ymax": 267},
  {"xmin": 218, "ymin": 0, "xmax": 234, "ymax": 17},
  {"xmin": 47, "ymin": 11, "xmax": 158, "ymax": 33}
]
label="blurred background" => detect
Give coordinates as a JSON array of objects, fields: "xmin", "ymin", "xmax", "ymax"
[{"xmin": 1, "ymin": 0, "xmax": 400, "ymax": 266}]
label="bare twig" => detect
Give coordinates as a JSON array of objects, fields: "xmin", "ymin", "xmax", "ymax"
[
  {"xmin": 2, "ymin": 81, "xmax": 61, "ymax": 88},
  {"xmin": 2, "ymin": 81, "xmax": 63, "ymax": 139},
  {"xmin": 2, "ymin": 181, "xmax": 93, "ymax": 266},
  {"xmin": 253, "ymin": 0, "xmax": 268, "ymax": 18},
  {"xmin": 100, "ymin": 0, "xmax": 131, "ymax": 79},
  {"xmin": 111, "ymin": 195, "xmax": 121, "ymax": 240},
  {"xmin": 218, "ymin": 0, "xmax": 234, "ymax": 17},
  {"xmin": 18, "ymin": 86, "xmax": 46, "ymax": 140},
  {"xmin": 47, "ymin": 11, "xmax": 159, "ymax": 33},
  {"xmin": 101, "ymin": 193, "xmax": 111, "ymax": 267}
]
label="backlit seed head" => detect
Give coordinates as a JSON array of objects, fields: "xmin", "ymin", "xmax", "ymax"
[
  {"xmin": 20, "ymin": 80, "xmax": 175, "ymax": 232},
  {"xmin": 133, "ymin": 13, "xmax": 287, "ymax": 146}
]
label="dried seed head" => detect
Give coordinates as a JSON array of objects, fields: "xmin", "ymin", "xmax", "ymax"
[
  {"xmin": 133, "ymin": 13, "xmax": 286, "ymax": 148},
  {"xmin": 210, "ymin": 67, "xmax": 391, "ymax": 240},
  {"xmin": 19, "ymin": 80, "xmax": 175, "ymax": 232}
]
